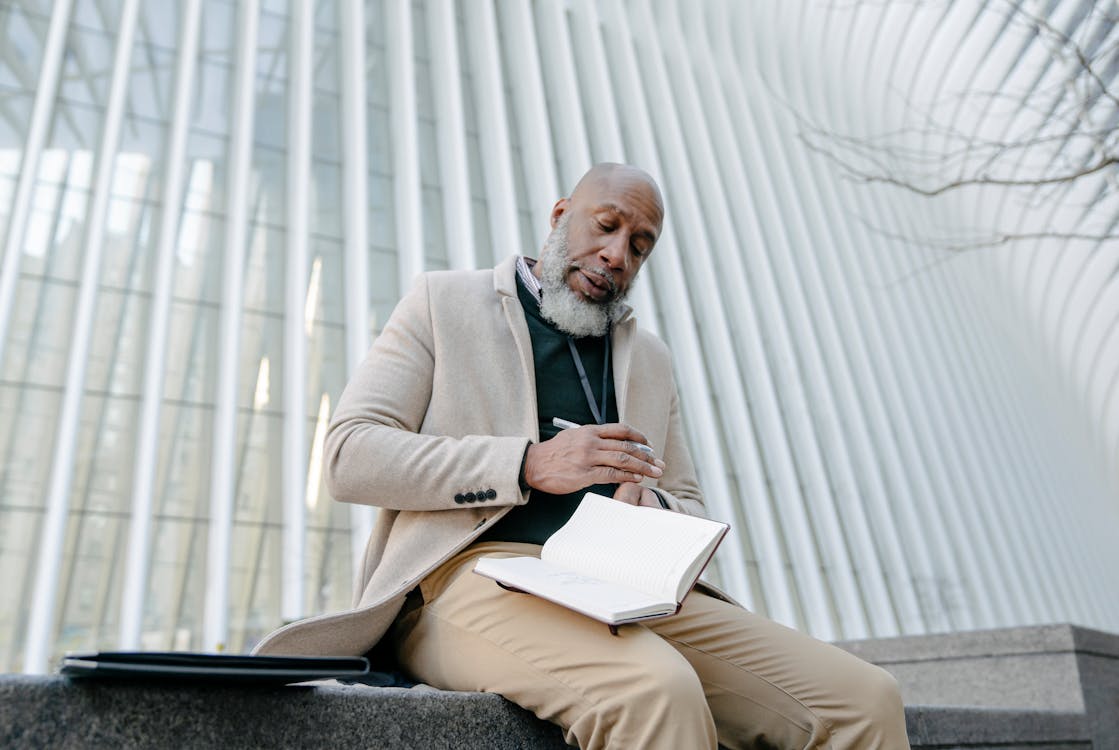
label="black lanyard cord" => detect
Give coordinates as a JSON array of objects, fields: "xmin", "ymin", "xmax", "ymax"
[{"xmin": 567, "ymin": 333, "xmax": 610, "ymax": 425}]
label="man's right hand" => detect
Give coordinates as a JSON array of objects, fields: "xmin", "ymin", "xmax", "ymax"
[{"xmin": 522, "ymin": 422, "xmax": 665, "ymax": 495}]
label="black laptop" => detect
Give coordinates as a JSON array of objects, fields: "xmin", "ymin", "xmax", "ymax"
[{"xmin": 59, "ymin": 651, "xmax": 370, "ymax": 685}]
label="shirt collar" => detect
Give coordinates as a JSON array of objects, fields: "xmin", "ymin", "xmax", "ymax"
[{"xmin": 515, "ymin": 255, "xmax": 543, "ymax": 304}]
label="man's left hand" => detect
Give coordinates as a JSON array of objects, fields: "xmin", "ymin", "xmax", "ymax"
[{"xmin": 613, "ymin": 482, "xmax": 663, "ymax": 508}]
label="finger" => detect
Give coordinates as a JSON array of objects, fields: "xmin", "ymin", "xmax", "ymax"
[
  {"xmin": 604, "ymin": 438, "xmax": 664, "ymax": 468},
  {"xmin": 592, "ymin": 422, "xmax": 651, "ymax": 446},
  {"xmin": 612, "ymin": 482, "xmax": 643, "ymax": 505},
  {"xmin": 595, "ymin": 449, "xmax": 663, "ymax": 478},
  {"xmin": 597, "ymin": 465, "xmax": 648, "ymax": 485}
]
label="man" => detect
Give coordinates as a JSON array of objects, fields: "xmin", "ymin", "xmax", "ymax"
[{"xmin": 254, "ymin": 163, "xmax": 910, "ymax": 748}]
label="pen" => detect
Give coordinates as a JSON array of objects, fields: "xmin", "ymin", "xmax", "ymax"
[{"xmin": 551, "ymin": 417, "xmax": 657, "ymax": 458}]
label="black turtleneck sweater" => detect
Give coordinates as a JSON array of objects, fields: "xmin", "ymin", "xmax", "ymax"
[{"xmin": 478, "ymin": 276, "xmax": 619, "ymax": 544}]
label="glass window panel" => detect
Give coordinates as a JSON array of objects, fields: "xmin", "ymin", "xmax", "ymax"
[
  {"xmin": 312, "ymin": 30, "xmax": 339, "ymax": 95},
  {"xmin": 161, "ymin": 300, "xmax": 219, "ymax": 407},
  {"xmin": 0, "ymin": 509, "xmax": 40, "ymax": 672},
  {"xmin": 410, "ymin": 0, "xmax": 428, "ymax": 59},
  {"xmin": 231, "ymin": 410, "xmax": 282, "ymax": 524},
  {"xmin": 314, "ymin": 0, "xmax": 337, "ymax": 33},
  {"xmin": 369, "ymin": 246, "xmax": 399, "ymax": 329},
  {"xmin": 124, "ymin": 44, "xmax": 176, "ymax": 124},
  {"xmin": 0, "ymin": 7, "xmax": 48, "ymax": 90},
  {"xmin": 192, "ymin": 62, "xmax": 233, "ymax": 136},
  {"xmin": 366, "ymin": 50, "xmax": 388, "ymax": 110},
  {"xmin": 368, "ymin": 172, "xmax": 395, "ymax": 249},
  {"xmin": 472, "ymin": 197, "xmax": 492, "ymax": 267},
  {"xmin": 2, "ymin": 276, "xmax": 78, "ymax": 388},
  {"xmin": 262, "ymin": 0, "xmax": 288, "ymax": 17},
  {"xmin": 0, "ymin": 385, "xmax": 61, "ymax": 510},
  {"xmin": 137, "ymin": 0, "xmax": 179, "ymax": 51},
  {"xmin": 416, "ymin": 118, "xmax": 437, "ymax": 186},
  {"xmin": 13, "ymin": 1, "xmax": 56, "ymax": 17},
  {"xmin": 254, "ymin": 89, "xmax": 287, "ymax": 151},
  {"xmin": 175, "ymin": 205, "xmax": 225, "ymax": 304},
  {"xmin": 154, "ymin": 403, "xmax": 214, "ymax": 520},
  {"xmin": 72, "ymin": 0, "xmax": 121, "ymax": 33},
  {"xmin": 249, "ymin": 149, "xmax": 286, "ymax": 230},
  {"xmin": 22, "ymin": 155, "xmax": 90, "ymax": 281},
  {"xmin": 243, "ymin": 222, "xmax": 285, "ymax": 312},
  {"xmin": 0, "ymin": 172, "xmax": 14, "ymax": 251},
  {"xmin": 304, "ymin": 528, "xmax": 351, "ymax": 615},
  {"xmin": 118, "ymin": 116, "xmax": 167, "ymax": 197},
  {"xmin": 85, "ymin": 286, "xmax": 151, "ymax": 397},
  {"xmin": 367, "ymin": 103, "xmax": 390, "ymax": 174},
  {"xmin": 0, "ymin": 93, "xmax": 35, "ymax": 149},
  {"xmin": 141, "ymin": 517, "xmax": 207, "ymax": 650},
  {"xmin": 422, "ymin": 185, "xmax": 447, "ymax": 269},
  {"xmin": 306, "ymin": 322, "xmax": 345, "ymax": 414},
  {"xmin": 237, "ymin": 310, "xmax": 284, "ymax": 412},
  {"xmin": 98, "ymin": 193, "xmax": 153, "ymax": 290},
  {"xmin": 310, "ymin": 160, "xmax": 342, "ymax": 239},
  {"xmin": 69, "ymin": 395, "xmax": 140, "ymax": 515},
  {"xmin": 186, "ymin": 128, "xmax": 228, "ymax": 185},
  {"xmin": 199, "ymin": 0, "xmax": 236, "ymax": 62},
  {"xmin": 58, "ymin": 24, "xmax": 114, "ymax": 110},
  {"xmin": 54, "ymin": 512, "xmax": 127, "ymax": 660},
  {"xmin": 311, "ymin": 92, "xmax": 341, "ymax": 161},
  {"xmin": 311, "ymin": 236, "xmax": 343, "ymax": 325},
  {"xmin": 230, "ymin": 523, "xmax": 280, "ymax": 652},
  {"xmin": 47, "ymin": 99, "xmax": 101, "ymax": 152}
]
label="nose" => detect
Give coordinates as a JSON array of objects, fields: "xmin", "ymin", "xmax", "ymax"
[{"xmin": 598, "ymin": 232, "xmax": 630, "ymax": 271}]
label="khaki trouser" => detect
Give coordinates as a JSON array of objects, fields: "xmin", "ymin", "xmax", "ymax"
[{"xmin": 392, "ymin": 542, "xmax": 910, "ymax": 750}]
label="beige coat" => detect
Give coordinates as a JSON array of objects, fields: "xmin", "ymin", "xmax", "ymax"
[{"xmin": 252, "ymin": 255, "xmax": 706, "ymax": 657}]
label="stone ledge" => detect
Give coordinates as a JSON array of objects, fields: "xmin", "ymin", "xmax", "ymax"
[
  {"xmin": 0, "ymin": 675, "xmax": 1098, "ymax": 749},
  {"xmin": 0, "ymin": 676, "xmax": 571, "ymax": 750},
  {"xmin": 906, "ymin": 706, "xmax": 1090, "ymax": 750}
]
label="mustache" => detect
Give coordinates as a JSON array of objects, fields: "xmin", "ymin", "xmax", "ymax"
[{"xmin": 570, "ymin": 262, "xmax": 617, "ymax": 296}]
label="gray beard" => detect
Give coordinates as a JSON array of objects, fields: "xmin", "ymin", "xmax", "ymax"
[{"xmin": 537, "ymin": 218, "xmax": 628, "ymax": 338}]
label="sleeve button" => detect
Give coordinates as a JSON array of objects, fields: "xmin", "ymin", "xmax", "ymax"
[
  {"xmin": 465, "ymin": 492, "xmax": 476, "ymax": 503},
  {"xmin": 485, "ymin": 489, "xmax": 497, "ymax": 500},
  {"xmin": 454, "ymin": 493, "xmax": 465, "ymax": 504}
]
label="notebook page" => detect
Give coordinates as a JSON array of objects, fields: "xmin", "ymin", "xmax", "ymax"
[{"xmin": 541, "ymin": 493, "xmax": 725, "ymax": 601}]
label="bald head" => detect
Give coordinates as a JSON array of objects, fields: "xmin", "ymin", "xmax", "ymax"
[{"xmin": 569, "ymin": 163, "xmax": 664, "ymax": 230}]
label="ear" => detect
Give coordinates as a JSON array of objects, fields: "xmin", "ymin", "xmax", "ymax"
[{"xmin": 549, "ymin": 198, "xmax": 569, "ymax": 228}]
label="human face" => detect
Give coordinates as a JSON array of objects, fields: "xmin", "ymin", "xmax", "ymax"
[{"xmin": 546, "ymin": 171, "xmax": 663, "ymax": 305}]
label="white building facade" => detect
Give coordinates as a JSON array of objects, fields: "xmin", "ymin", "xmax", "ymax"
[{"xmin": 1, "ymin": 0, "xmax": 1117, "ymax": 673}]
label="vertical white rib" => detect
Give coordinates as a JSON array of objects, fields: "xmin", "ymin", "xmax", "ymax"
[
  {"xmin": 386, "ymin": 0, "xmax": 424, "ymax": 288},
  {"xmin": 204, "ymin": 0, "xmax": 258, "ymax": 653},
  {"xmin": 568, "ymin": 0, "xmax": 626, "ymax": 162},
  {"xmin": 462, "ymin": 0, "xmax": 520, "ymax": 258},
  {"xmin": 598, "ymin": 0, "xmax": 766, "ymax": 616},
  {"xmin": 338, "ymin": 0, "xmax": 374, "ymax": 566},
  {"xmin": 282, "ymin": 0, "xmax": 314, "ymax": 624},
  {"xmin": 0, "ymin": 0, "xmax": 74, "ymax": 370},
  {"xmin": 496, "ymin": 1, "xmax": 558, "ymax": 226},
  {"xmin": 119, "ymin": 0, "xmax": 202, "ymax": 650},
  {"xmin": 668, "ymin": 0, "xmax": 881, "ymax": 638},
  {"xmin": 426, "ymin": 0, "xmax": 475, "ymax": 270},
  {"xmin": 564, "ymin": 0, "xmax": 662, "ymax": 337},
  {"xmin": 24, "ymin": 0, "xmax": 141, "ymax": 673},
  {"xmin": 534, "ymin": 0, "xmax": 592, "ymax": 187}
]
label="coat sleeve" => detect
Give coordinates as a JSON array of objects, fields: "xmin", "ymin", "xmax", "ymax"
[
  {"xmin": 323, "ymin": 273, "xmax": 531, "ymax": 512},
  {"xmin": 649, "ymin": 376, "xmax": 707, "ymax": 519}
]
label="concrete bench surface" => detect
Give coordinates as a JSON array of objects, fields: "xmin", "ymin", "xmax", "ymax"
[
  {"xmin": 0, "ymin": 676, "xmax": 571, "ymax": 749},
  {"xmin": 0, "ymin": 674, "xmax": 1096, "ymax": 749}
]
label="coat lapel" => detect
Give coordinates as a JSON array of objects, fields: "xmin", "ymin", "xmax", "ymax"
[
  {"xmin": 495, "ymin": 256, "xmax": 540, "ymax": 441},
  {"xmin": 611, "ymin": 316, "xmax": 636, "ymax": 423}
]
